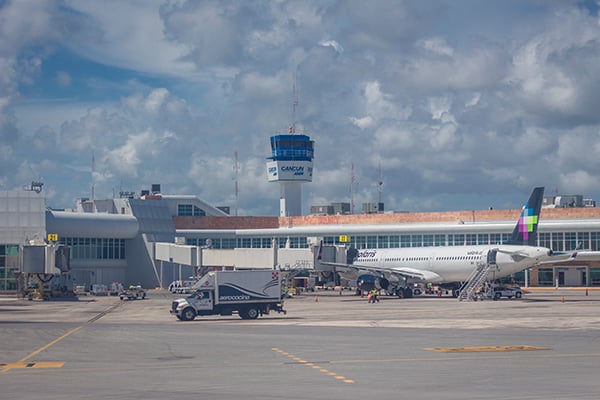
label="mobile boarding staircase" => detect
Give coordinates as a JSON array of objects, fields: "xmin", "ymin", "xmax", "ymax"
[{"xmin": 457, "ymin": 250, "xmax": 497, "ymax": 301}]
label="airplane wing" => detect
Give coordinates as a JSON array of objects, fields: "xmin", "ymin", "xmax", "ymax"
[
  {"xmin": 496, "ymin": 247, "xmax": 581, "ymax": 264},
  {"xmin": 317, "ymin": 260, "xmax": 442, "ymax": 282},
  {"xmin": 535, "ymin": 250, "xmax": 600, "ymax": 265}
]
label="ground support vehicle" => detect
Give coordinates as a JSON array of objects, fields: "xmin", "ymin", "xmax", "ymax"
[
  {"xmin": 168, "ymin": 280, "xmax": 197, "ymax": 294},
  {"xmin": 170, "ymin": 270, "xmax": 286, "ymax": 321},
  {"xmin": 119, "ymin": 285, "xmax": 146, "ymax": 300},
  {"xmin": 491, "ymin": 286, "xmax": 523, "ymax": 300}
]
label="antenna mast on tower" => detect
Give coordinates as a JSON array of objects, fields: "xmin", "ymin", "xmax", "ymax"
[
  {"xmin": 234, "ymin": 150, "xmax": 239, "ymax": 216},
  {"xmin": 91, "ymin": 150, "xmax": 95, "ymax": 203},
  {"xmin": 350, "ymin": 162, "xmax": 355, "ymax": 214},
  {"xmin": 290, "ymin": 71, "xmax": 299, "ymax": 134},
  {"xmin": 377, "ymin": 161, "xmax": 383, "ymax": 204}
]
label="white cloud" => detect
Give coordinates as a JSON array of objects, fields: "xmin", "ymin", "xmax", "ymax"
[
  {"xmin": 508, "ymin": 7, "xmax": 600, "ymax": 122},
  {"xmin": 143, "ymin": 88, "xmax": 170, "ymax": 113},
  {"xmin": 63, "ymin": 0, "xmax": 195, "ymax": 77},
  {"xmin": 351, "ymin": 80, "xmax": 411, "ymax": 126},
  {"xmin": 4, "ymin": 1, "xmax": 600, "ymax": 213},
  {"xmin": 238, "ymin": 71, "xmax": 288, "ymax": 98},
  {"xmin": 104, "ymin": 130, "xmax": 153, "ymax": 178},
  {"xmin": 465, "ymin": 93, "xmax": 480, "ymax": 107},
  {"xmin": 559, "ymin": 170, "xmax": 600, "ymax": 194},
  {"xmin": 349, "ymin": 115, "xmax": 374, "ymax": 129},
  {"xmin": 417, "ymin": 37, "xmax": 454, "ymax": 57},
  {"xmin": 319, "ymin": 39, "xmax": 344, "ymax": 54},
  {"xmin": 400, "ymin": 45, "xmax": 509, "ymax": 90}
]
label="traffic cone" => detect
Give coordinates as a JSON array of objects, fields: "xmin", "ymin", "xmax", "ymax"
[
  {"xmin": 586, "ymin": 288, "xmax": 589, "ymax": 296},
  {"xmin": 314, "ymin": 295, "xmax": 319, "ymax": 302},
  {"xmin": 561, "ymin": 296, "xmax": 565, "ymax": 303}
]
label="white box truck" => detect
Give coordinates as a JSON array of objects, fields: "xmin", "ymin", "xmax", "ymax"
[{"xmin": 170, "ymin": 270, "xmax": 286, "ymax": 321}]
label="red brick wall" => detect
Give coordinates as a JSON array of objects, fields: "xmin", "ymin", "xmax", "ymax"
[
  {"xmin": 280, "ymin": 208, "xmax": 600, "ymax": 227},
  {"xmin": 173, "ymin": 216, "xmax": 279, "ymax": 229},
  {"xmin": 174, "ymin": 207, "xmax": 600, "ymax": 230}
]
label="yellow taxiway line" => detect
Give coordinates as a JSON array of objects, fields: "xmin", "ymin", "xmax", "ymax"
[
  {"xmin": 424, "ymin": 345, "xmax": 548, "ymax": 353},
  {"xmin": 272, "ymin": 347, "xmax": 355, "ymax": 383}
]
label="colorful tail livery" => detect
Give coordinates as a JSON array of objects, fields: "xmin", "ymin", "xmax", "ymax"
[{"xmin": 505, "ymin": 187, "xmax": 544, "ymax": 246}]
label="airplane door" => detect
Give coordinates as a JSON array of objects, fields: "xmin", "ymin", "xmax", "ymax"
[{"xmin": 487, "ymin": 249, "xmax": 497, "ymax": 265}]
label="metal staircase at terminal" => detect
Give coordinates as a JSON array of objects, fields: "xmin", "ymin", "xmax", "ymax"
[{"xmin": 458, "ymin": 250, "xmax": 497, "ymax": 301}]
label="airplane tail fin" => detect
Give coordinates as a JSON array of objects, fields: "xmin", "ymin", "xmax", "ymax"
[{"xmin": 504, "ymin": 187, "xmax": 544, "ymax": 246}]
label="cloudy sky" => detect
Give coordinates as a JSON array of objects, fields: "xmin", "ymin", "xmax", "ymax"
[{"xmin": 2, "ymin": 0, "xmax": 600, "ymax": 215}]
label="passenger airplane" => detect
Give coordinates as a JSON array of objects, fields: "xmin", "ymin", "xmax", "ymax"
[{"xmin": 316, "ymin": 187, "xmax": 579, "ymax": 297}]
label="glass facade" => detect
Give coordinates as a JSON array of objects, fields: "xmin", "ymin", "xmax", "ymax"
[
  {"xmin": 537, "ymin": 268, "xmax": 554, "ymax": 286},
  {"xmin": 591, "ymin": 268, "xmax": 600, "ymax": 285},
  {"xmin": 183, "ymin": 230, "xmax": 600, "ymax": 252},
  {"xmin": 0, "ymin": 245, "xmax": 19, "ymax": 291},
  {"xmin": 58, "ymin": 238, "xmax": 125, "ymax": 260}
]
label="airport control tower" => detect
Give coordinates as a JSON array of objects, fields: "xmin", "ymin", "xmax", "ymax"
[{"xmin": 266, "ymin": 130, "xmax": 314, "ymax": 217}]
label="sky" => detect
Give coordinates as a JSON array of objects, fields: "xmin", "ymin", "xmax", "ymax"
[{"xmin": 2, "ymin": 0, "xmax": 600, "ymax": 215}]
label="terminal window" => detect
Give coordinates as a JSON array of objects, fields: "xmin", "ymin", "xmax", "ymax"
[
  {"xmin": 59, "ymin": 238, "xmax": 125, "ymax": 260},
  {"xmin": 0, "ymin": 245, "xmax": 19, "ymax": 291},
  {"xmin": 178, "ymin": 204, "xmax": 205, "ymax": 217}
]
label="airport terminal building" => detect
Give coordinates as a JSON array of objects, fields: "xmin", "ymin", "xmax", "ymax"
[{"xmin": 2, "ymin": 184, "xmax": 600, "ymax": 294}]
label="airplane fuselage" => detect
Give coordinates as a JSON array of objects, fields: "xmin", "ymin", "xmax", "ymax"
[{"xmin": 348, "ymin": 245, "xmax": 552, "ymax": 283}]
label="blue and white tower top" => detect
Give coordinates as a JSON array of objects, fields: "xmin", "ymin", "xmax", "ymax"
[{"xmin": 266, "ymin": 133, "xmax": 314, "ymax": 182}]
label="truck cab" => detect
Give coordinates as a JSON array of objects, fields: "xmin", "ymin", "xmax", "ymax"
[{"xmin": 187, "ymin": 290, "xmax": 213, "ymax": 312}]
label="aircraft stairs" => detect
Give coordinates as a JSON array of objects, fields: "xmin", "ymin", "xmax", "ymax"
[
  {"xmin": 282, "ymin": 269, "xmax": 301, "ymax": 286},
  {"xmin": 458, "ymin": 250, "xmax": 497, "ymax": 301}
]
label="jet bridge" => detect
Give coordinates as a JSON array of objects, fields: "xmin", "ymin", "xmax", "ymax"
[{"xmin": 22, "ymin": 243, "xmax": 71, "ymax": 300}]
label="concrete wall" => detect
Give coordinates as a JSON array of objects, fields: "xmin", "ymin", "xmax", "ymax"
[{"xmin": 0, "ymin": 188, "xmax": 45, "ymax": 244}]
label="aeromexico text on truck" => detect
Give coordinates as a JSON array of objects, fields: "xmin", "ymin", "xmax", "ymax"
[{"xmin": 220, "ymin": 295, "xmax": 251, "ymax": 301}]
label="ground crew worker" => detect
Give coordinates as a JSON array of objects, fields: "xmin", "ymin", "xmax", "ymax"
[
  {"xmin": 395, "ymin": 284, "xmax": 405, "ymax": 298},
  {"xmin": 370, "ymin": 288, "xmax": 379, "ymax": 303}
]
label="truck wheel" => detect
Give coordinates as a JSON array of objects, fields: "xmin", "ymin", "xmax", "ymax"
[
  {"xmin": 181, "ymin": 307, "xmax": 196, "ymax": 321},
  {"xmin": 515, "ymin": 292, "xmax": 522, "ymax": 299},
  {"xmin": 494, "ymin": 292, "xmax": 501, "ymax": 300},
  {"xmin": 246, "ymin": 307, "xmax": 260, "ymax": 320}
]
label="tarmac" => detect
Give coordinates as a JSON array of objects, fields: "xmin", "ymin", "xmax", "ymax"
[{"xmin": 1, "ymin": 288, "xmax": 599, "ymax": 399}]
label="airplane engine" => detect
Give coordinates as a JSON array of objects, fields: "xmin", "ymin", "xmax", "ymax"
[{"xmin": 356, "ymin": 274, "xmax": 389, "ymax": 292}]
